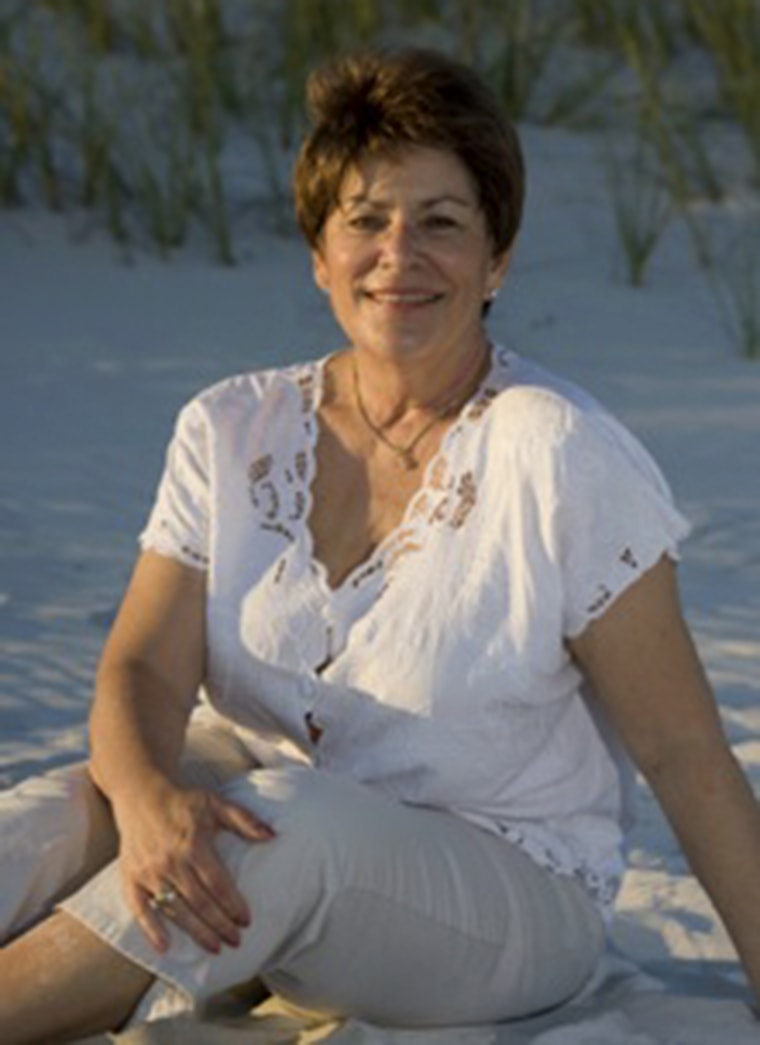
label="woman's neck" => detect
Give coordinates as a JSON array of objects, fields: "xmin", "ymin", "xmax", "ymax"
[{"xmin": 347, "ymin": 337, "xmax": 491, "ymax": 429}]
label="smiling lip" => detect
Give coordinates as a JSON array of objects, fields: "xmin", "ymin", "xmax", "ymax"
[{"xmin": 365, "ymin": 289, "xmax": 443, "ymax": 305}]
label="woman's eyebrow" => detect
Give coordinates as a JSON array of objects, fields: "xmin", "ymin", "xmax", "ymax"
[
  {"xmin": 419, "ymin": 195, "xmax": 474, "ymax": 209},
  {"xmin": 341, "ymin": 193, "xmax": 474, "ymax": 209}
]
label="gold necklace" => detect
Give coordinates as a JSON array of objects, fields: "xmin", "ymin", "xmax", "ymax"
[{"xmin": 351, "ymin": 347, "xmax": 490, "ymax": 470}]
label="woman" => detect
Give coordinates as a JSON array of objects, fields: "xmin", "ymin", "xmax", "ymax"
[{"xmin": 1, "ymin": 48, "xmax": 759, "ymax": 1043}]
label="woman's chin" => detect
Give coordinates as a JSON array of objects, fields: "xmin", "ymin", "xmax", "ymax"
[{"xmin": 351, "ymin": 318, "xmax": 452, "ymax": 358}]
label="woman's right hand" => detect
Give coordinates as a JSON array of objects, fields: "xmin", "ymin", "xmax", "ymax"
[
  {"xmin": 113, "ymin": 779, "xmax": 275, "ymax": 955},
  {"xmin": 88, "ymin": 552, "xmax": 276, "ymax": 953}
]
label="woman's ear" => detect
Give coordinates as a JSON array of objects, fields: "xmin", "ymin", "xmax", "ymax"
[
  {"xmin": 312, "ymin": 250, "xmax": 329, "ymax": 294},
  {"xmin": 485, "ymin": 248, "xmax": 512, "ymax": 302}
]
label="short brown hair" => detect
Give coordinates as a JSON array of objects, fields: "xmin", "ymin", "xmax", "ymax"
[{"xmin": 294, "ymin": 48, "xmax": 525, "ymax": 258}]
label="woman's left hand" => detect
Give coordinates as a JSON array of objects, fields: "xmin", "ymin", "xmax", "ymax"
[{"xmin": 570, "ymin": 556, "xmax": 760, "ymax": 1002}]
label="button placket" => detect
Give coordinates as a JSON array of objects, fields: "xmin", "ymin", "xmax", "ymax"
[{"xmin": 298, "ymin": 673, "xmax": 322, "ymax": 746}]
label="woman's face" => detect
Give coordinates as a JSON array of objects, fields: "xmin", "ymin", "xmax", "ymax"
[{"xmin": 312, "ymin": 146, "xmax": 510, "ymax": 365}]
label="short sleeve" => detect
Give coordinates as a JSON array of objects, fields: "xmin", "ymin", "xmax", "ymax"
[
  {"xmin": 557, "ymin": 407, "xmax": 690, "ymax": 638},
  {"xmin": 139, "ymin": 400, "xmax": 210, "ymax": 570}
]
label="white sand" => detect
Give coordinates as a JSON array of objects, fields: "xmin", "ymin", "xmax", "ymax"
[{"xmin": 2, "ymin": 123, "xmax": 759, "ymax": 1042}]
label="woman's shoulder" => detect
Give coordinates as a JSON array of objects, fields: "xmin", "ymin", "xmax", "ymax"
[
  {"xmin": 488, "ymin": 347, "xmax": 672, "ymax": 497},
  {"xmin": 487, "ymin": 347, "xmax": 610, "ymax": 445},
  {"xmin": 177, "ymin": 355, "xmax": 323, "ymax": 429}
]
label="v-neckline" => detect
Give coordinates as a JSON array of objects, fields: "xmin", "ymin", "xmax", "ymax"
[{"xmin": 300, "ymin": 346, "xmax": 502, "ymax": 597}]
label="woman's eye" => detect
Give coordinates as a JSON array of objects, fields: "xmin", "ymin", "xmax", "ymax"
[
  {"xmin": 347, "ymin": 213, "xmax": 384, "ymax": 231},
  {"xmin": 423, "ymin": 214, "xmax": 459, "ymax": 231}
]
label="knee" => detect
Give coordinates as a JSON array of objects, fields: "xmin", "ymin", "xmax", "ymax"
[
  {"xmin": 217, "ymin": 766, "xmax": 383, "ymax": 896},
  {"xmin": 208, "ymin": 770, "xmax": 347, "ymax": 952},
  {"xmin": 220, "ymin": 765, "xmax": 367, "ymax": 843},
  {"xmin": 0, "ymin": 762, "xmax": 115, "ymax": 944},
  {"xmin": 1, "ymin": 762, "xmax": 93, "ymax": 835}
]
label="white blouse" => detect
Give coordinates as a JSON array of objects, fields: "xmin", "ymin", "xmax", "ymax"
[{"xmin": 140, "ymin": 345, "xmax": 690, "ymax": 914}]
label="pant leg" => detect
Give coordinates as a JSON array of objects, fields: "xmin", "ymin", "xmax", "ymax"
[
  {"xmin": 0, "ymin": 761, "xmax": 115, "ymax": 943},
  {"xmin": 0, "ymin": 714, "xmax": 257, "ymax": 944},
  {"xmin": 62, "ymin": 766, "xmax": 605, "ymax": 1029}
]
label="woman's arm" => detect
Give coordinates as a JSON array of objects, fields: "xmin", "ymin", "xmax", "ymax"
[
  {"xmin": 569, "ymin": 556, "xmax": 760, "ymax": 999},
  {"xmin": 89, "ymin": 550, "xmax": 206, "ymax": 803},
  {"xmin": 89, "ymin": 550, "xmax": 272, "ymax": 954}
]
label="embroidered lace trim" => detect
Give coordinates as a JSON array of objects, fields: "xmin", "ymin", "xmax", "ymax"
[
  {"xmin": 497, "ymin": 823, "xmax": 620, "ymax": 913},
  {"xmin": 246, "ymin": 349, "xmax": 505, "ymax": 595}
]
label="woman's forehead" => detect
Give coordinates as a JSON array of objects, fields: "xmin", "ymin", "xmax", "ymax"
[{"xmin": 337, "ymin": 146, "xmax": 479, "ymax": 207}]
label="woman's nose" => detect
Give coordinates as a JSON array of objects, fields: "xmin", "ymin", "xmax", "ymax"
[{"xmin": 379, "ymin": 217, "xmax": 419, "ymax": 262}]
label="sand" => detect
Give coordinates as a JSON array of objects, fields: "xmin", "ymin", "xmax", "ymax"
[{"xmin": 2, "ymin": 121, "xmax": 760, "ymax": 1042}]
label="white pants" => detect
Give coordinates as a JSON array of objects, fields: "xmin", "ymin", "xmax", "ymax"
[{"xmin": 1, "ymin": 721, "xmax": 605, "ymax": 1029}]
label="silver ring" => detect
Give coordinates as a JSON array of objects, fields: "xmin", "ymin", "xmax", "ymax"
[{"xmin": 149, "ymin": 885, "xmax": 179, "ymax": 912}]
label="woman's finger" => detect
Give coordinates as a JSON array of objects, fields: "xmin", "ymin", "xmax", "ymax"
[
  {"xmin": 129, "ymin": 883, "xmax": 170, "ymax": 954},
  {"xmin": 158, "ymin": 845, "xmax": 248, "ymax": 948},
  {"xmin": 210, "ymin": 794, "xmax": 276, "ymax": 843},
  {"xmin": 148, "ymin": 883, "xmax": 225, "ymax": 954},
  {"xmin": 191, "ymin": 845, "xmax": 253, "ymax": 929}
]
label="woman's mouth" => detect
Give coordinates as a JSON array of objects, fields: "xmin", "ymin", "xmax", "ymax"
[{"xmin": 365, "ymin": 289, "xmax": 443, "ymax": 306}]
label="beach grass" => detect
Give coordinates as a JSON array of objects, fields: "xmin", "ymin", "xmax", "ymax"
[
  {"xmin": 0, "ymin": 0, "xmax": 757, "ymax": 352},
  {"xmin": 706, "ymin": 213, "xmax": 760, "ymax": 359},
  {"xmin": 685, "ymin": 0, "xmax": 760, "ymax": 183},
  {"xmin": 601, "ymin": 129, "xmax": 672, "ymax": 287}
]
